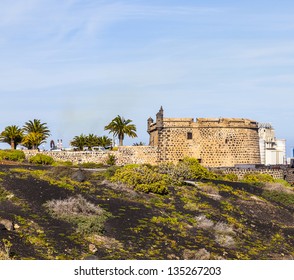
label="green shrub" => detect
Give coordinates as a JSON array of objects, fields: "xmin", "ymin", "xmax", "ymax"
[
  {"xmin": 223, "ymin": 173, "xmax": 239, "ymax": 181},
  {"xmin": 0, "ymin": 186, "xmax": 10, "ymax": 201},
  {"xmin": 106, "ymin": 154, "xmax": 116, "ymax": 166},
  {"xmin": 103, "ymin": 166, "xmax": 121, "ymax": 179},
  {"xmin": 29, "ymin": 154, "xmax": 54, "ymax": 165},
  {"xmin": 44, "ymin": 195, "xmax": 111, "ymax": 234},
  {"xmin": 262, "ymin": 190, "xmax": 294, "ymax": 208},
  {"xmin": 111, "ymin": 164, "xmax": 169, "ymax": 194},
  {"xmin": 242, "ymin": 173, "xmax": 275, "ymax": 184},
  {"xmin": 158, "ymin": 157, "xmax": 217, "ymax": 183},
  {"xmin": 80, "ymin": 162, "xmax": 104, "ymax": 168},
  {"xmin": 52, "ymin": 161, "xmax": 73, "ymax": 167},
  {"xmin": 0, "ymin": 150, "xmax": 25, "ymax": 162}
]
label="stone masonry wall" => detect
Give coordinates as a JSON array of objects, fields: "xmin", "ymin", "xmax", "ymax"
[
  {"xmin": 197, "ymin": 126, "xmax": 261, "ymax": 167},
  {"xmin": 157, "ymin": 118, "xmax": 198, "ymax": 162},
  {"xmin": 150, "ymin": 117, "xmax": 261, "ymax": 167},
  {"xmin": 220, "ymin": 168, "xmax": 285, "ymax": 180},
  {"xmin": 23, "ymin": 146, "xmax": 158, "ymax": 166}
]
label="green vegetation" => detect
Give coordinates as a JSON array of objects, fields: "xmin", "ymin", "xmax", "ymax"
[
  {"xmin": 80, "ymin": 162, "xmax": 104, "ymax": 168},
  {"xmin": 70, "ymin": 134, "xmax": 112, "ymax": 151},
  {"xmin": 0, "ymin": 185, "xmax": 11, "ymax": 201},
  {"xmin": 223, "ymin": 173, "xmax": 239, "ymax": 181},
  {"xmin": 0, "ymin": 150, "xmax": 25, "ymax": 161},
  {"xmin": 104, "ymin": 115, "xmax": 137, "ymax": 146},
  {"xmin": 0, "ymin": 125, "xmax": 24, "ymax": 150},
  {"xmin": 29, "ymin": 154, "xmax": 54, "ymax": 165},
  {"xmin": 111, "ymin": 164, "xmax": 169, "ymax": 194},
  {"xmin": 0, "ymin": 119, "xmax": 50, "ymax": 150},
  {"xmin": 0, "ymin": 239, "xmax": 12, "ymax": 260},
  {"xmin": 262, "ymin": 190, "xmax": 294, "ymax": 208},
  {"xmin": 106, "ymin": 154, "xmax": 116, "ymax": 166},
  {"xmin": 22, "ymin": 119, "xmax": 50, "ymax": 150},
  {"xmin": 158, "ymin": 157, "xmax": 218, "ymax": 183},
  {"xmin": 44, "ymin": 195, "xmax": 111, "ymax": 234},
  {"xmin": 0, "ymin": 157, "xmax": 293, "ymax": 260},
  {"xmin": 242, "ymin": 173, "xmax": 275, "ymax": 184}
]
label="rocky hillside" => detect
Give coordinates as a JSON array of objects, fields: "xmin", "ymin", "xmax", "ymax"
[{"xmin": 0, "ymin": 162, "xmax": 293, "ymax": 260}]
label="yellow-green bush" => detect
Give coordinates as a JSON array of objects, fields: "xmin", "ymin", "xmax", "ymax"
[
  {"xmin": 29, "ymin": 154, "xmax": 54, "ymax": 165},
  {"xmin": 158, "ymin": 157, "xmax": 217, "ymax": 183},
  {"xmin": 0, "ymin": 150, "xmax": 25, "ymax": 162},
  {"xmin": 111, "ymin": 164, "xmax": 169, "ymax": 194},
  {"xmin": 242, "ymin": 173, "xmax": 275, "ymax": 184},
  {"xmin": 223, "ymin": 173, "xmax": 239, "ymax": 181}
]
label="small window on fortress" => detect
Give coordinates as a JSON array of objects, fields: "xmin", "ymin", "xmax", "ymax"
[{"xmin": 187, "ymin": 132, "xmax": 193, "ymax": 139}]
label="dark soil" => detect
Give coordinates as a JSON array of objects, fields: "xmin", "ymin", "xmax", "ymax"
[{"xmin": 0, "ymin": 163, "xmax": 293, "ymax": 260}]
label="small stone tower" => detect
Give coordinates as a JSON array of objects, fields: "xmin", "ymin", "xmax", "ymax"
[
  {"xmin": 147, "ymin": 117, "xmax": 154, "ymax": 134},
  {"xmin": 156, "ymin": 106, "xmax": 164, "ymax": 131}
]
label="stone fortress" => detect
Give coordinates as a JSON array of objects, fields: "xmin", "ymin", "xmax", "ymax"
[
  {"xmin": 148, "ymin": 107, "xmax": 261, "ymax": 167},
  {"xmin": 23, "ymin": 106, "xmax": 294, "ymax": 183}
]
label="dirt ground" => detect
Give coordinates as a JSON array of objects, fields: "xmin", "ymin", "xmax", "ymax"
[{"xmin": 0, "ymin": 163, "xmax": 293, "ymax": 260}]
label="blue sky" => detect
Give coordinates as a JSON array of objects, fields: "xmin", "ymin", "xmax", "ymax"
[{"xmin": 0, "ymin": 0, "xmax": 294, "ymax": 155}]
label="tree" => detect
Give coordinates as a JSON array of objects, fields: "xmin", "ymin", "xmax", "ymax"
[
  {"xmin": 21, "ymin": 132, "xmax": 44, "ymax": 150},
  {"xmin": 86, "ymin": 134, "xmax": 100, "ymax": 150},
  {"xmin": 22, "ymin": 119, "xmax": 50, "ymax": 150},
  {"xmin": 133, "ymin": 141, "xmax": 145, "ymax": 146},
  {"xmin": 104, "ymin": 115, "xmax": 137, "ymax": 146},
  {"xmin": 0, "ymin": 125, "xmax": 23, "ymax": 149},
  {"xmin": 97, "ymin": 136, "xmax": 112, "ymax": 148},
  {"xmin": 70, "ymin": 134, "xmax": 87, "ymax": 151}
]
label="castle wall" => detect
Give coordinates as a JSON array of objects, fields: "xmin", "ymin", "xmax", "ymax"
[
  {"xmin": 156, "ymin": 118, "xmax": 199, "ymax": 162},
  {"xmin": 219, "ymin": 167, "xmax": 285, "ymax": 180},
  {"xmin": 148, "ymin": 115, "xmax": 261, "ymax": 167},
  {"xmin": 197, "ymin": 126, "xmax": 261, "ymax": 167},
  {"xmin": 23, "ymin": 146, "xmax": 158, "ymax": 166}
]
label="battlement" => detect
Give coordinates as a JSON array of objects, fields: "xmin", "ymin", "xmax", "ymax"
[{"xmin": 196, "ymin": 118, "xmax": 258, "ymax": 128}]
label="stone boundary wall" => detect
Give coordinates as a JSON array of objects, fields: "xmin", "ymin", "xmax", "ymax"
[
  {"xmin": 23, "ymin": 146, "xmax": 158, "ymax": 166},
  {"xmin": 219, "ymin": 168, "xmax": 285, "ymax": 180},
  {"xmin": 116, "ymin": 146, "xmax": 158, "ymax": 165}
]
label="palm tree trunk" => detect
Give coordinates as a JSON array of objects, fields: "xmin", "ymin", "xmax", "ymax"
[
  {"xmin": 119, "ymin": 136, "xmax": 123, "ymax": 146},
  {"xmin": 11, "ymin": 139, "xmax": 15, "ymax": 150}
]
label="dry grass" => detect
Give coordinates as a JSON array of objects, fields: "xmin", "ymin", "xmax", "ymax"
[
  {"xmin": 0, "ymin": 250, "xmax": 11, "ymax": 260},
  {"xmin": 215, "ymin": 234, "xmax": 236, "ymax": 249},
  {"xmin": 44, "ymin": 195, "xmax": 104, "ymax": 217},
  {"xmin": 214, "ymin": 221, "xmax": 235, "ymax": 235},
  {"xmin": 197, "ymin": 183, "xmax": 220, "ymax": 195},
  {"xmin": 183, "ymin": 248, "xmax": 211, "ymax": 260},
  {"xmin": 263, "ymin": 182, "xmax": 294, "ymax": 194},
  {"xmin": 195, "ymin": 215, "xmax": 214, "ymax": 229},
  {"xmin": 86, "ymin": 234, "xmax": 123, "ymax": 250}
]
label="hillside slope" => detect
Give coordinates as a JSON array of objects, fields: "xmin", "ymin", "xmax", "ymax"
[{"xmin": 0, "ymin": 164, "xmax": 293, "ymax": 260}]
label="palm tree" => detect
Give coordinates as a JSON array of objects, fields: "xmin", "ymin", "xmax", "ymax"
[
  {"xmin": 86, "ymin": 134, "xmax": 100, "ymax": 150},
  {"xmin": 21, "ymin": 132, "xmax": 44, "ymax": 150},
  {"xmin": 133, "ymin": 141, "xmax": 145, "ymax": 146},
  {"xmin": 70, "ymin": 134, "xmax": 87, "ymax": 151},
  {"xmin": 97, "ymin": 135, "xmax": 112, "ymax": 148},
  {"xmin": 104, "ymin": 115, "xmax": 137, "ymax": 146},
  {"xmin": 0, "ymin": 125, "xmax": 23, "ymax": 149},
  {"xmin": 22, "ymin": 119, "xmax": 50, "ymax": 150}
]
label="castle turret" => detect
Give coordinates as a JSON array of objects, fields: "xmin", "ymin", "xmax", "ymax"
[
  {"xmin": 156, "ymin": 106, "xmax": 164, "ymax": 131},
  {"xmin": 147, "ymin": 117, "xmax": 154, "ymax": 134}
]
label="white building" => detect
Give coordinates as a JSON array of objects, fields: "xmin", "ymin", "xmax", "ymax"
[{"xmin": 259, "ymin": 123, "xmax": 286, "ymax": 165}]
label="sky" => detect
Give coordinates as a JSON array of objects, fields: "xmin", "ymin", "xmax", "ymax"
[{"xmin": 0, "ymin": 0, "xmax": 294, "ymax": 156}]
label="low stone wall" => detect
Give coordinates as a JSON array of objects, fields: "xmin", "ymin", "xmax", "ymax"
[
  {"xmin": 23, "ymin": 150, "xmax": 111, "ymax": 165},
  {"xmin": 115, "ymin": 146, "xmax": 158, "ymax": 165},
  {"xmin": 23, "ymin": 146, "xmax": 158, "ymax": 166},
  {"xmin": 219, "ymin": 168, "xmax": 285, "ymax": 180}
]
